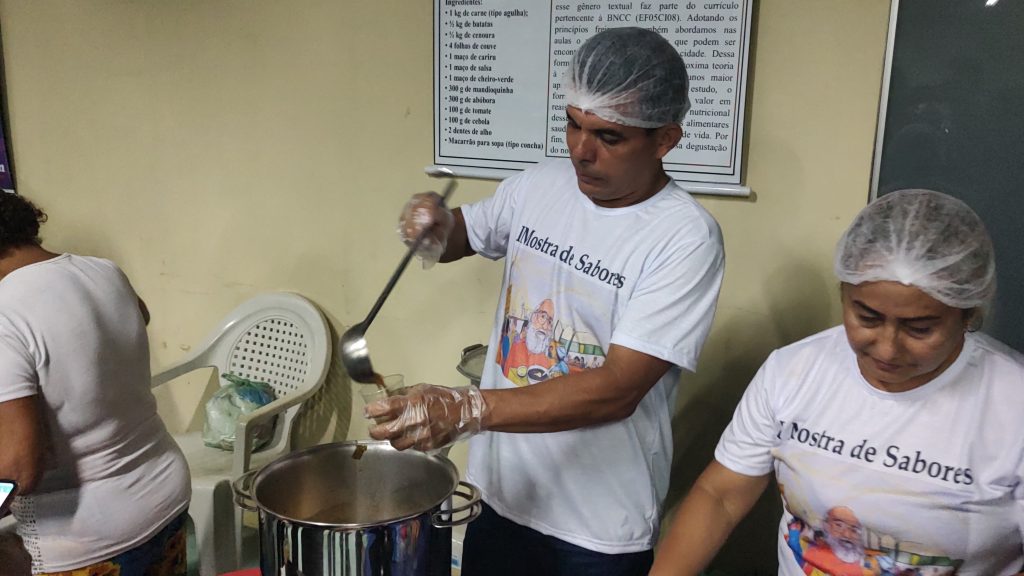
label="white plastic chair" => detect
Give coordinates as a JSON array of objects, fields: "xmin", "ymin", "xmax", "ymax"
[{"xmin": 152, "ymin": 292, "xmax": 332, "ymax": 575}]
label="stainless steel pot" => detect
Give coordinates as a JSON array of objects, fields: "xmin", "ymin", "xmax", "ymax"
[
  {"xmin": 456, "ymin": 344, "xmax": 487, "ymax": 388},
  {"xmin": 233, "ymin": 440, "xmax": 480, "ymax": 576}
]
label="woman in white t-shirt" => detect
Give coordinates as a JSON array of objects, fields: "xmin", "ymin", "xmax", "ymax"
[
  {"xmin": 0, "ymin": 192, "xmax": 190, "ymax": 575},
  {"xmin": 650, "ymin": 189, "xmax": 1024, "ymax": 576}
]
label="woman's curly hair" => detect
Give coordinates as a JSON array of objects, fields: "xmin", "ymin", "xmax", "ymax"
[{"xmin": 0, "ymin": 192, "xmax": 48, "ymax": 251}]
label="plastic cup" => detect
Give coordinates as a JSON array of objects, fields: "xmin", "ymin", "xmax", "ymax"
[{"xmin": 359, "ymin": 374, "xmax": 405, "ymax": 423}]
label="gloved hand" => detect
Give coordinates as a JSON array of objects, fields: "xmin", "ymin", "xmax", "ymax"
[
  {"xmin": 365, "ymin": 384, "xmax": 488, "ymax": 451},
  {"xmin": 398, "ymin": 192, "xmax": 455, "ymax": 269}
]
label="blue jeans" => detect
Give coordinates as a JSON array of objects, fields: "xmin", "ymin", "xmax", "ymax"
[{"xmin": 461, "ymin": 501, "xmax": 653, "ymax": 576}]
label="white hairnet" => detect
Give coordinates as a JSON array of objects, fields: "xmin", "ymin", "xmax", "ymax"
[
  {"xmin": 565, "ymin": 27, "xmax": 690, "ymax": 128},
  {"xmin": 834, "ymin": 189, "xmax": 996, "ymax": 309}
]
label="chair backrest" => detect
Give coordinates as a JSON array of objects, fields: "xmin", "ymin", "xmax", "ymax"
[
  {"xmin": 210, "ymin": 292, "xmax": 329, "ymax": 393},
  {"xmin": 222, "ymin": 305, "xmax": 321, "ymax": 400},
  {"xmin": 212, "ymin": 293, "xmax": 331, "ymax": 444},
  {"xmin": 154, "ymin": 292, "xmax": 332, "ymax": 459}
]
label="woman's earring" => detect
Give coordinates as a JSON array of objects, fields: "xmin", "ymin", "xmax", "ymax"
[{"xmin": 965, "ymin": 310, "xmax": 983, "ymax": 333}]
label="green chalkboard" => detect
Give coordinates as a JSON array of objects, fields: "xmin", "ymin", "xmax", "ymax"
[{"xmin": 874, "ymin": 0, "xmax": 1024, "ymax": 352}]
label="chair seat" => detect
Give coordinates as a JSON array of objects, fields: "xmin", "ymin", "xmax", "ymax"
[{"xmin": 173, "ymin": 431, "xmax": 284, "ymax": 481}]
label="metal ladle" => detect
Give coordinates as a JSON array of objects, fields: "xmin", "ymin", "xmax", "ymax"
[{"xmin": 340, "ymin": 176, "xmax": 457, "ymax": 384}]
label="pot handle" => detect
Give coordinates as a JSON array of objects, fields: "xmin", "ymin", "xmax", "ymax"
[
  {"xmin": 432, "ymin": 480, "xmax": 482, "ymax": 528},
  {"xmin": 232, "ymin": 468, "xmax": 260, "ymax": 512}
]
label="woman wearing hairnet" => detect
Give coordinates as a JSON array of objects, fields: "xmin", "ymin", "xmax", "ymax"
[{"xmin": 650, "ymin": 190, "xmax": 1024, "ymax": 576}]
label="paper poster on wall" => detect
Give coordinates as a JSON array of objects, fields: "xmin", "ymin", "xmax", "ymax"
[{"xmin": 432, "ymin": 0, "xmax": 753, "ymax": 196}]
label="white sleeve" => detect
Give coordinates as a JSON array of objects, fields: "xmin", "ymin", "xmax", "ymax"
[
  {"xmin": 0, "ymin": 323, "xmax": 39, "ymax": 403},
  {"xmin": 611, "ymin": 224, "xmax": 724, "ymax": 372},
  {"xmin": 714, "ymin": 354, "xmax": 781, "ymax": 476},
  {"xmin": 461, "ymin": 170, "xmax": 528, "ymax": 260}
]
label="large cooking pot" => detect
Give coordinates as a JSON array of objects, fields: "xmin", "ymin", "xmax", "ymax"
[
  {"xmin": 456, "ymin": 344, "xmax": 487, "ymax": 388},
  {"xmin": 233, "ymin": 440, "xmax": 480, "ymax": 576}
]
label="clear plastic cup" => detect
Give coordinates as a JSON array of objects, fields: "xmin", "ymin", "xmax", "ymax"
[{"xmin": 359, "ymin": 374, "xmax": 405, "ymax": 423}]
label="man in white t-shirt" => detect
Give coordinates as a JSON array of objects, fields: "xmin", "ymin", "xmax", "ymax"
[{"xmin": 366, "ymin": 27, "xmax": 725, "ymax": 576}]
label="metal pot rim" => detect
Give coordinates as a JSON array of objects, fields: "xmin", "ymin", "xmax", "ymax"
[
  {"xmin": 456, "ymin": 343, "xmax": 487, "ymax": 383},
  {"xmin": 246, "ymin": 440, "xmax": 459, "ymax": 529}
]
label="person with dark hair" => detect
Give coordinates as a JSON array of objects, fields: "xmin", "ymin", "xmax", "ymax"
[
  {"xmin": 0, "ymin": 191, "xmax": 47, "ymax": 247},
  {"xmin": 366, "ymin": 27, "xmax": 725, "ymax": 576},
  {"xmin": 0, "ymin": 192, "xmax": 190, "ymax": 575},
  {"xmin": 650, "ymin": 190, "xmax": 1024, "ymax": 576}
]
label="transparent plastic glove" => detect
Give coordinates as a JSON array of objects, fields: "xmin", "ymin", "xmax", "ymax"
[
  {"xmin": 398, "ymin": 192, "xmax": 455, "ymax": 269},
  {"xmin": 365, "ymin": 384, "xmax": 487, "ymax": 452}
]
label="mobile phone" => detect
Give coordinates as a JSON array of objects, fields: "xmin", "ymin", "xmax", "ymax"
[{"xmin": 0, "ymin": 480, "xmax": 16, "ymax": 514}]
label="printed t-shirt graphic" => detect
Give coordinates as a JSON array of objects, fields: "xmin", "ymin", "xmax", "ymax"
[{"xmin": 495, "ymin": 271, "xmax": 607, "ymax": 386}]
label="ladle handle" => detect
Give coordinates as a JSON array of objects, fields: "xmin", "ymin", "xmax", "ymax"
[{"xmin": 362, "ymin": 179, "xmax": 457, "ymax": 328}]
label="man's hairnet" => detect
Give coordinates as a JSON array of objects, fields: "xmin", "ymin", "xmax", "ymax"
[
  {"xmin": 565, "ymin": 27, "xmax": 690, "ymax": 128},
  {"xmin": 834, "ymin": 189, "xmax": 996, "ymax": 309}
]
